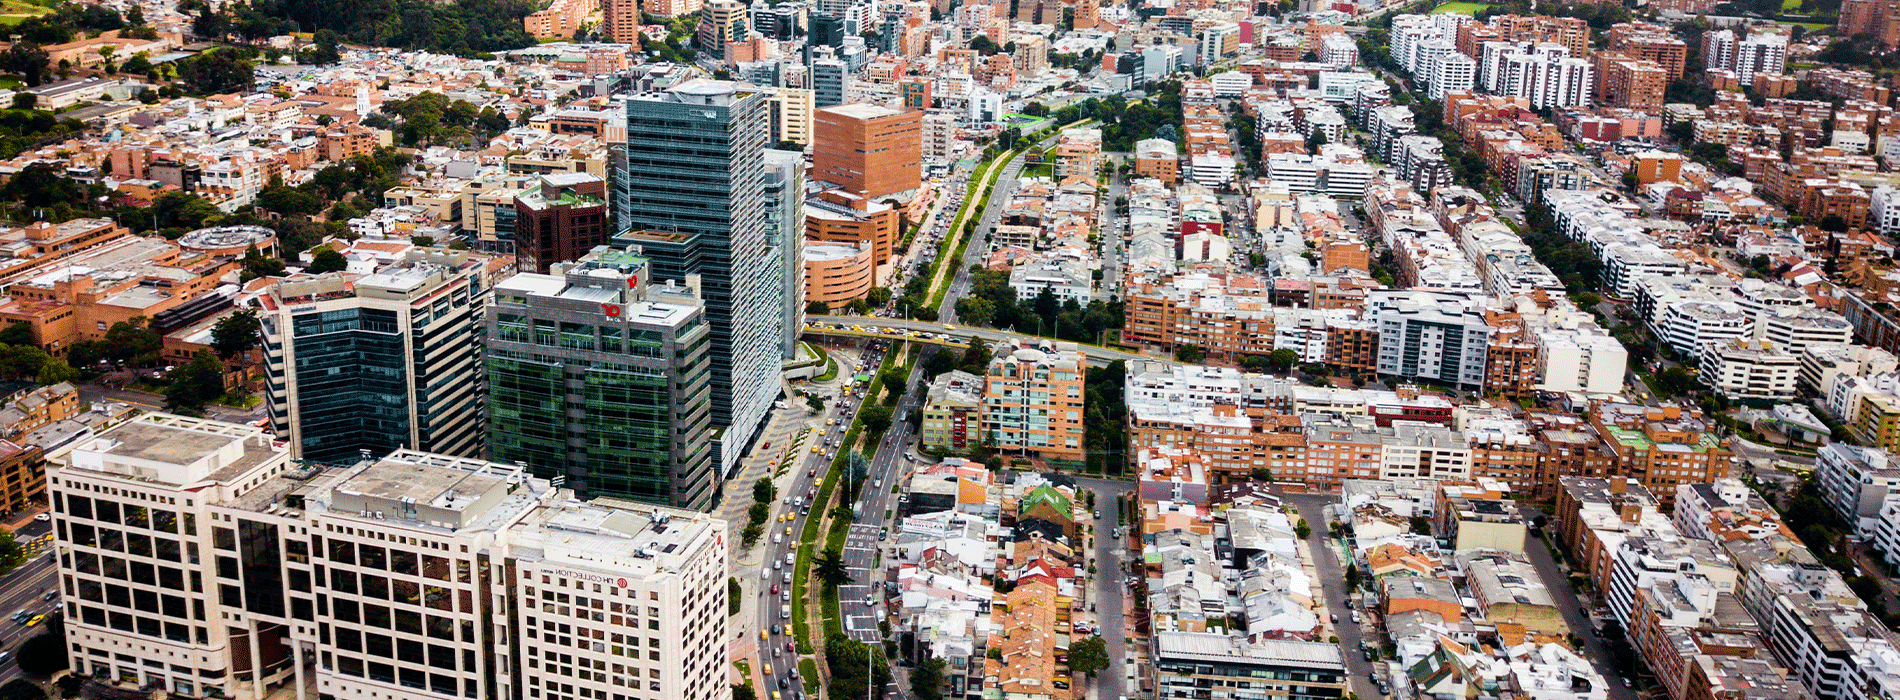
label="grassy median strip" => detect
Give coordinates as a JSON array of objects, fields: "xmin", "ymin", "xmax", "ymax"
[
  {"xmin": 793, "ymin": 344, "xmax": 900, "ymax": 655},
  {"xmin": 924, "ymin": 153, "xmax": 1011, "ymax": 310}
]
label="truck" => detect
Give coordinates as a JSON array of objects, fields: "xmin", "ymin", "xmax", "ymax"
[{"xmin": 780, "ymin": 604, "xmax": 791, "ymax": 620}]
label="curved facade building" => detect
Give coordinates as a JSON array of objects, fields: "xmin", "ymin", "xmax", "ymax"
[{"xmin": 803, "ymin": 241, "xmax": 875, "ymax": 307}]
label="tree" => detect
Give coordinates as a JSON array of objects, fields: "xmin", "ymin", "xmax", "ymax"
[
  {"xmin": 1409, "ymin": 515, "xmax": 1432, "ymax": 535},
  {"xmin": 152, "ymin": 191, "xmax": 223, "ymax": 229},
  {"xmin": 256, "ymin": 185, "xmax": 323, "ymax": 216},
  {"xmin": 1344, "ymin": 564, "xmax": 1361, "ymax": 590},
  {"xmin": 922, "ymin": 348, "xmax": 958, "ymax": 380},
  {"xmin": 861, "ymin": 404, "xmax": 894, "ymax": 434},
  {"xmin": 1174, "ymin": 344, "xmax": 1206, "ymax": 363},
  {"xmin": 310, "ymin": 28, "xmax": 342, "ymax": 65},
  {"xmin": 910, "ymin": 657, "xmax": 947, "ymax": 700},
  {"xmin": 1821, "ymin": 214, "xmax": 1850, "ymax": 232},
  {"xmin": 308, "ymin": 247, "xmax": 349, "ymax": 274},
  {"xmin": 210, "ymin": 309, "xmax": 261, "ymax": 359},
  {"xmin": 164, "ymin": 351, "xmax": 225, "ymax": 416},
  {"xmin": 866, "ymin": 287, "xmax": 892, "ymax": 307},
  {"xmin": 1305, "ymin": 130, "xmax": 1329, "ymax": 153},
  {"xmin": 2, "ymin": 162, "xmax": 81, "ymax": 209},
  {"xmin": 0, "ymin": 529, "xmax": 23, "ymax": 574},
  {"xmin": 103, "ymin": 317, "xmax": 161, "ymax": 366},
  {"xmin": 959, "ymin": 337, "xmax": 991, "ymax": 375},
  {"xmin": 1656, "ymin": 367, "xmax": 1696, "ymax": 396},
  {"xmin": 35, "ymin": 358, "xmax": 74, "ymax": 386},
  {"xmin": 1621, "ymin": 171, "xmax": 1640, "ymax": 191},
  {"xmin": 741, "ymin": 523, "xmax": 762, "ymax": 547},
  {"xmin": 815, "ymin": 546, "xmax": 853, "ymax": 587},
  {"xmin": 1295, "ymin": 518, "xmax": 1311, "ymax": 539},
  {"xmin": 0, "ymin": 42, "xmax": 48, "ymax": 87},
  {"xmin": 240, "ymin": 244, "xmax": 286, "ymax": 281},
  {"xmin": 753, "ymin": 477, "xmax": 777, "ymax": 504},
  {"xmin": 1068, "ymin": 636, "xmax": 1110, "ymax": 676},
  {"xmin": 1250, "ymin": 467, "xmax": 1272, "ymax": 482},
  {"xmin": 747, "ymin": 502, "xmax": 769, "ymax": 527},
  {"xmin": 1574, "ymin": 292, "xmax": 1601, "ymax": 309},
  {"xmin": 0, "ymin": 679, "xmax": 44, "ymax": 700},
  {"xmin": 805, "ymin": 300, "xmax": 830, "ymax": 315},
  {"xmin": 733, "ymin": 685, "xmax": 756, "ymax": 700},
  {"xmin": 806, "ymin": 395, "xmax": 825, "ymax": 412},
  {"xmin": 120, "ymin": 52, "xmax": 152, "ymax": 77},
  {"xmin": 1266, "ymin": 348, "xmax": 1299, "ymax": 373},
  {"xmin": 0, "ymin": 323, "xmax": 32, "ymax": 348},
  {"xmin": 16, "ymin": 631, "xmax": 65, "ymax": 675},
  {"xmin": 179, "ymin": 50, "xmax": 254, "ymax": 94}
]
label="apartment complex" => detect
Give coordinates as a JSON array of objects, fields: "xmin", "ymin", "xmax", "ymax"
[
  {"xmin": 514, "ymin": 172, "xmax": 609, "ymax": 275},
  {"xmin": 260, "ymin": 250, "xmax": 496, "ymax": 464},
  {"xmin": 982, "ymin": 341, "xmax": 1087, "ymax": 463},
  {"xmin": 51, "ymin": 413, "xmax": 728, "ymax": 700}
]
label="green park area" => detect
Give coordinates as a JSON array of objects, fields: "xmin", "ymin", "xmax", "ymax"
[{"xmin": 1431, "ymin": 1, "xmax": 1493, "ymax": 13}]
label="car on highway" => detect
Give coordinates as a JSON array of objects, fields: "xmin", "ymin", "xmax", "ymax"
[
  {"xmin": 807, "ymin": 468, "xmax": 816, "ymax": 477},
  {"xmin": 763, "ymin": 663, "xmax": 774, "ymax": 675},
  {"xmin": 32, "ymin": 514, "xmax": 47, "ymax": 522},
  {"xmin": 41, "ymin": 592, "xmax": 54, "ymax": 601}
]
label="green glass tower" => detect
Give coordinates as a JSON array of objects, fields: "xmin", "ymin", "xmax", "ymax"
[{"xmin": 484, "ymin": 248, "xmax": 716, "ymax": 508}]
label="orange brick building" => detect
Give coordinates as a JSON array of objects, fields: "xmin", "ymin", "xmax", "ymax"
[{"xmin": 812, "ymin": 103, "xmax": 923, "ymax": 200}]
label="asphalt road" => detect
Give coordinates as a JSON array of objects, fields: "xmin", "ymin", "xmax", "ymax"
[
  {"xmin": 1101, "ymin": 156, "xmax": 1127, "ymax": 294},
  {"xmin": 0, "ymin": 521, "xmax": 62, "ymax": 688},
  {"xmin": 1284, "ymin": 494, "xmax": 1379, "ymax": 700},
  {"xmin": 1079, "ymin": 477, "xmax": 1133, "ymax": 700},
  {"xmin": 839, "ymin": 371, "xmax": 923, "ymax": 645},
  {"xmin": 939, "ymin": 132, "xmax": 1067, "ymax": 323},
  {"xmin": 752, "ymin": 347, "xmax": 880, "ymax": 699},
  {"xmin": 1513, "ymin": 505, "xmax": 1638, "ymax": 700}
]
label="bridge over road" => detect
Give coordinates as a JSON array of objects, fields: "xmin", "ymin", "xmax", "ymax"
[{"xmin": 802, "ymin": 315, "xmax": 1170, "ymax": 369}]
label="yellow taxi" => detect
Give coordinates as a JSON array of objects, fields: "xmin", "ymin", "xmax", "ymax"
[{"xmin": 763, "ymin": 664, "xmax": 774, "ymax": 676}]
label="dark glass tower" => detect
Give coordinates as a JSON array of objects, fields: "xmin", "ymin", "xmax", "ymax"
[{"xmin": 615, "ymin": 80, "xmax": 779, "ymax": 478}]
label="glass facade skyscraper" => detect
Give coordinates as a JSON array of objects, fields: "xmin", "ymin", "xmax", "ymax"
[
  {"xmin": 259, "ymin": 251, "xmax": 490, "ymax": 464},
  {"xmin": 616, "ymin": 80, "xmax": 780, "ymax": 478},
  {"xmin": 763, "ymin": 148, "xmax": 805, "ymax": 360},
  {"xmin": 485, "ymin": 249, "xmax": 716, "ymax": 508}
]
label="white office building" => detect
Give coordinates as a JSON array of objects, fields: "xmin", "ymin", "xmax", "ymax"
[
  {"xmin": 1698, "ymin": 338, "xmax": 1802, "ymax": 402},
  {"xmin": 51, "ymin": 413, "xmax": 729, "ymax": 700}
]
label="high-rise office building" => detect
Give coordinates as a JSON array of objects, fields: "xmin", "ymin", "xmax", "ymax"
[
  {"xmin": 616, "ymin": 80, "xmax": 778, "ymax": 477},
  {"xmin": 812, "ymin": 103, "xmax": 922, "ymax": 200},
  {"xmin": 260, "ymin": 249, "xmax": 493, "ymax": 464},
  {"xmin": 51, "ymin": 412, "xmax": 729, "ymax": 700},
  {"xmin": 514, "ymin": 172, "xmax": 608, "ymax": 274},
  {"xmin": 486, "ymin": 248, "xmax": 717, "ymax": 508},
  {"xmin": 696, "ymin": 0, "xmax": 749, "ymax": 58},
  {"xmin": 811, "ymin": 58, "xmax": 848, "ymax": 107},
  {"xmin": 763, "ymin": 149, "xmax": 806, "ymax": 359}
]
